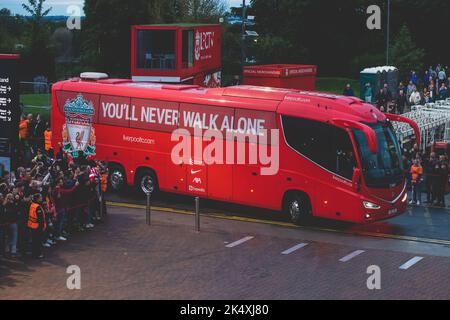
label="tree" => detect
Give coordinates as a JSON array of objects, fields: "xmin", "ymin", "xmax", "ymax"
[
  {"xmin": 82, "ymin": 0, "xmax": 151, "ymax": 76},
  {"xmin": 82, "ymin": 0, "xmax": 226, "ymax": 77},
  {"xmin": 221, "ymin": 24, "xmax": 242, "ymax": 82},
  {"xmin": 21, "ymin": 0, "xmax": 55, "ymax": 80},
  {"xmin": 256, "ymin": 35, "xmax": 306, "ymax": 64},
  {"xmin": 250, "ymin": 0, "xmax": 449, "ymax": 78},
  {"xmin": 390, "ymin": 25, "xmax": 425, "ymax": 82},
  {"xmin": 390, "ymin": 0, "xmax": 450, "ymax": 65},
  {"xmin": 188, "ymin": 0, "xmax": 226, "ymax": 22},
  {"xmin": 0, "ymin": 9, "xmax": 14, "ymax": 51},
  {"xmin": 0, "ymin": 8, "xmax": 27, "ymax": 52},
  {"xmin": 22, "ymin": 0, "xmax": 52, "ymax": 25},
  {"xmin": 250, "ymin": 0, "xmax": 382, "ymax": 76}
]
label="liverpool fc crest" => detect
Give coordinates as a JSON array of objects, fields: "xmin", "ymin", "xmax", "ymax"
[{"xmin": 62, "ymin": 94, "xmax": 96, "ymax": 158}]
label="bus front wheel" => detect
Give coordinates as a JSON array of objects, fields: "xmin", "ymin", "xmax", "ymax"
[{"xmin": 284, "ymin": 193, "xmax": 312, "ymax": 225}]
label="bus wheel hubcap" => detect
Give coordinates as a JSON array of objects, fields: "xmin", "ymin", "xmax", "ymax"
[
  {"xmin": 141, "ymin": 176, "xmax": 154, "ymax": 194},
  {"xmin": 290, "ymin": 200, "xmax": 301, "ymax": 221},
  {"xmin": 111, "ymin": 171, "xmax": 124, "ymax": 190}
]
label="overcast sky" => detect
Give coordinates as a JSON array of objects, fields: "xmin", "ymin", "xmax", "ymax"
[{"xmin": 1, "ymin": 0, "xmax": 244, "ymax": 16}]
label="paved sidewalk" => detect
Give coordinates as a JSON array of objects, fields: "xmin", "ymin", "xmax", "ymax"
[{"xmin": 1, "ymin": 206, "xmax": 450, "ymax": 300}]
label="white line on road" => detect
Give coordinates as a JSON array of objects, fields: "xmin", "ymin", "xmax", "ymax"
[
  {"xmin": 399, "ymin": 256, "xmax": 424, "ymax": 270},
  {"xmin": 339, "ymin": 250, "xmax": 366, "ymax": 262},
  {"xmin": 226, "ymin": 236, "xmax": 254, "ymax": 248},
  {"xmin": 281, "ymin": 243, "xmax": 309, "ymax": 255}
]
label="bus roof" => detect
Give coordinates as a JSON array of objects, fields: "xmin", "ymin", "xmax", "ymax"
[{"xmin": 53, "ymin": 78, "xmax": 385, "ymax": 124}]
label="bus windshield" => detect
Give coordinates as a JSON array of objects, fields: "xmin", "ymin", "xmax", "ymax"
[{"xmin": 353, "ymin": 122, "xmax": 404, "ymax": 188}]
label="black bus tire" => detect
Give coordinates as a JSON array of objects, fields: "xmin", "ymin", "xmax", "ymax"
[{"xmin": 283, "ymin": 192, "xmax": 312, "ymax": 225}]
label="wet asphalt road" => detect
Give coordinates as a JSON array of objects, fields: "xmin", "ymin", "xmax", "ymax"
[{"xmin": 105, "ymin": 188, "xmax": 450, "ymax": 242}]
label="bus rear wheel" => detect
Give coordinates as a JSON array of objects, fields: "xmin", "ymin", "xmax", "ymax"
[
  {"xmin": 136, "ymin": 170, "xmax": 158, "ymax": 196},
  {"xmin": 284, "ymin": 193, "xmax": 312, "ymax": 225},
  {"xmin": 109, "ymin": 165, "xmax": 126, "ymax": 192}
]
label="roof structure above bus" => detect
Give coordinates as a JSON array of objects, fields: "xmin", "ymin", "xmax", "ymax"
[{"xmin": 135, "ymin": 23, "xmax": 220, "ymax": 28}]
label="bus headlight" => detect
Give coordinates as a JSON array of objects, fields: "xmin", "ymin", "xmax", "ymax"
[
  {"xmin": 402, "ymin": 193, "xmax": 408, "ymax": 203},
  {"xmin": 363, "ymin": 201, "xmax": 381, "ymax": 210}
]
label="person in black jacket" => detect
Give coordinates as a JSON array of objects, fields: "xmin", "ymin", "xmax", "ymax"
[
  {"xmin": 424, "ymin": 152, "xmax": 438, "ymax": 204},
  {"xmin": 395, "ymin": 89, "xmax": 408, "ymax": 114},
  {"xmin": 434, "ymin": 158, "xmax": 449, "ymax": 207},
  {"xmin": 34, "ymin": 114, "xmax": 47, "ymax": 151},
  {"xmin": 343, "ymin": 84, "xmax": 354, "ymax": 97},
  {"xmin": 76, "ymin": 167, "xmax": 91, "ymax": 230},
  {"xmin": 375, "ymin": 88, "xmax": 387, "ymax": 111}
]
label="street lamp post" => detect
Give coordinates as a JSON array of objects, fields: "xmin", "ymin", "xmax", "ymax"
[
  {"xmin": 386, "ymin": 0, "xmax": 391, "ymax": 65},
  {"xmin": 241, "ymin": 0, "xmax": 247, "ymax": 76}
]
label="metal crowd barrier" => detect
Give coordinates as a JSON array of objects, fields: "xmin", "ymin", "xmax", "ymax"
[{"xmin": 392, "ymin": 99, "xmax": 450, "ymax": 150}]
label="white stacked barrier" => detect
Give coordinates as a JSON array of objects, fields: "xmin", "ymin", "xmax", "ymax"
[{"xmin": 392, "ymin": 98, "xmax": 450, "ymax": 150}]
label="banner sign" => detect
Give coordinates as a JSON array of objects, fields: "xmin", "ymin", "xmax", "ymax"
[
  {"xmin": 0, "ymin": 54, "xmax": 20, "ymax": 173},
  {"xmin": 243, "ymin": 65, "xmax": 317, "ymax": 78},
  {"xmin": 57, "ymin": 91, "xmax": 277, "ymax": 142}
]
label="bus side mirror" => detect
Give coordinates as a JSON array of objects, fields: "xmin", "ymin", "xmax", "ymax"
[
  {"xmin": 352, "ymin": 168, "xmax": 361, "ymax": 192},
  {"xmin": 385, "ymin": 113, "xmax": 421, "ymax": 147}
]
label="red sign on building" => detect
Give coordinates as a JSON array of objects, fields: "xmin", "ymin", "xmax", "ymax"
[
  {"xmin": 243, "ymin": 64, "xmax": 318, "ymax": 90},
  {"xmin": 131, "ymin": 24, "xmax": 222, "ymax": 87}
]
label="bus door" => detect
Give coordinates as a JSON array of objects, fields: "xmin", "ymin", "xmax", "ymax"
[
  {"xmin": 232, "ymin": 110, "xmax": 278, "ymax": 208},
  {"xmin": 319, "ymin": 119, "xmax": 378, "ymax": 219},
  {"xmin": 232, "ymin": 157, "xmax": 264, "ymax": 206},
  {"xmin": 179, "ymin": 103, "xmax": 236, "ymax": 200},
  {"xmin": 316, "ymin": 126, "xmax": 360, "ymax": 219},
  {"xmin": 207, "ymin": 128, "xmax": 233, "ymax": 201}
]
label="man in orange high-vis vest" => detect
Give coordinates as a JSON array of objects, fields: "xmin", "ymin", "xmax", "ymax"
[
  {"xmin": 101, "ymin": 173, "xmax": 108, "ymax": 193},
  {"xmin": 44, "ymin": 126, "xmax": 52, "ymax": 152},
  {"xmin": 28, "ymin": 193, "xmax": 47, "ymax": 259},
  {"xmin": 19, "ymin": 115, "xmax": 29, "ymax": 140}
]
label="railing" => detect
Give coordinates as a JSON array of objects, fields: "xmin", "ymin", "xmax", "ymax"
[{"xmin": 393, "ymin": 99, "xmax": 450, "ymax": 150}]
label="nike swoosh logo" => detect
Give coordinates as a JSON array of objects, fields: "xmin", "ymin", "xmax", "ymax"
[{"xmin": 191, "ymin": 169, "xmax": 202, "ymax": 175}]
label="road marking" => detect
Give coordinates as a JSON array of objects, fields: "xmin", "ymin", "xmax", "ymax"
[
  {"xmin": 339, "ymin": 250, "xmax": 366, "ymax": 262},
  {"xmin": 107, "ymin": 201, "xmax": 450, "ymax": 246},
  {"xmin": 226, "ymin": 236, "xmax": 254, "ymax": 248},
  {"xmin": 399, "ymin": 256, "xmax": 424, "ymax": 270},
  {"xmin": 281, "ymin": 243, "xmax": 309, "ymax": 255}
]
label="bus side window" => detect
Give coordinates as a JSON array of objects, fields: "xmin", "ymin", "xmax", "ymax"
[
  {"xmin": 282, "ymin": 116, "xmax": 356, "ymax": 180},
  {"xmin": 282, "ymin": 116, "xmax": 333, "ymax": 169}
]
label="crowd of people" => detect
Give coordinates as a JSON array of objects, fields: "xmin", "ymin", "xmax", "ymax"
[
  {"xmin": 343, "ymin": 65, "xmax": 450, "ymax": 207},
  {"xmin": 344, "ymin": 64, "xmax": 450, "ymax": 114},
  {"xmin": 404, "ymin": 144, "xmax": 450, "ymax": 207},
  {"xmin": 0, "ymin": 113, "xmax": 109, "ymax": 260}
]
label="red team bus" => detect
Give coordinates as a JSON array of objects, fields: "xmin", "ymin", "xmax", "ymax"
[{"xmin": 51, "ymin": 73, "xmax": 420, "ymax": 224}]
